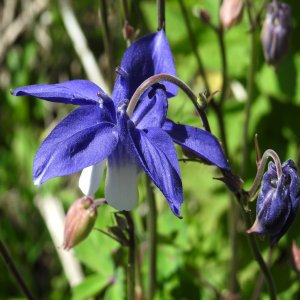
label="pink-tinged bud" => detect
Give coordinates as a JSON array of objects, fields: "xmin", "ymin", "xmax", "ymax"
[
  {"xmin": 291, "ymin": 240, "xmax": 300, "ymax": 272},
  {"xmin": 261, "ymin": 2, "xmax": 291, "ymax": 66},
  {"xmin": 63, "ymin": 196, "xmax": 97, "ymax": 250},
  {"xmin": 220, "ymin": 0, "xmax": 244, "ymax": 29}
]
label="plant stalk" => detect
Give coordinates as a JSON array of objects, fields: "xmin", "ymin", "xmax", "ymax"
[
  {"xmin": 157, "ymin": 0, "xmax": 165, "ymax": 31},
  {"xmin": 240, "ymin": 2, "xmax": 277, "ymax": 298},
  {"xmin": 177, "ymin": 0, "xmax": 228, "ymax": 152},
  {"xmin": 0, "ymin": 240, "xmax": 35, "ymax": 300},
  {"xmin": 124, "ymin": 212, "xmax": 136, "ymax": 300},
  {"xmin": 145, "ymin": 176, "xmax": 157, "ymax": 300}
]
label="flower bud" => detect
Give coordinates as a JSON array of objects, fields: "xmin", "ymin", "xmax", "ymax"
[
  {"xmin": 291, "ymin": 240, "xmax": 300, "ymax": 272},
  {"xmin": 248, "ymin": 160, "xmax": 300, "ymax": 246},
  {"xmin": 220, "ymin": 0, "xmax": 244, "ymax": 29},
  {"xmin": 199, "ymin": 9, "xmax": 211, "ymax": 25},
  {"xmin": 261, "ymin": 2, "xmax": 291, "ymax": 66},
  {"xmin": 63, "ymin": 196, "xmax": 98, "ymax": 250}
]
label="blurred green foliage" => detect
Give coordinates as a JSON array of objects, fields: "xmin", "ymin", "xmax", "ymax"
[{"xmin": 1, "ymin": 0, "xmax": 300, "ymax": 299}]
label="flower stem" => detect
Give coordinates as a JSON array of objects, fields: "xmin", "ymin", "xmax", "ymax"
[
  {"xmin": 177, "ymin": 0, "xmax": 228, "ymax": 153},
  {"xmin": 124, "ymin": 212, "xmax": 136, "ymax": 300},
  {"xmin": 127, "ymin": 73, "xmax": 211, "ymax": 132},
  {"xmin": 0, "ymin": 240, "xmax": 35, "ymax": 300},
  {"xmin": 248, "ymin": 149, "xmax": 282, "ymax": 199},
  {"xmin": 240, "ymin": 208, "xmax": 277, "ymax": 300},
  {"xmin": 145, "ymin": 176, "xmax": 157, "ymax": 300},
  {"xmin": 177, "ymin": 0, "xmax": 209, "ymax": 89},
  {"xmin": 157, "ymin": 0, "xmax": 165, "ymax": 31},
  {"xmin": 99, "ymin": 0, "xmax": 114, "ymax": 90},
  {"xmin": 240, "ymin": 3, "xmax": 277, "ymax": 298},
  {"xmin": 251, "ymin": 248, "xmax": 273, "ymax": 300},
  {"xmin": 217, "ymin": 27, "xmax": 228, "ymax": 108}
]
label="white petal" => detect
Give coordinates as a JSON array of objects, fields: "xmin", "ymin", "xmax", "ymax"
[
  {"xmin": 105, "ymin": 162, "xmax": 139, "ymax": 210},
  {"xmin": 79, "ymin": 161, "xmax": 106, "ymax": 195}
]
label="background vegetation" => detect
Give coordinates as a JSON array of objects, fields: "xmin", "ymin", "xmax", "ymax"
[{"xmin": 1, "ymin": 0, "xmax": 300, "ymax": 299}]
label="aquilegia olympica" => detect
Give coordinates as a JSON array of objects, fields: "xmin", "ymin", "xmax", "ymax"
[{"xmin": 12, "ymin": 30, "xmax": 229, "ymax": 216}]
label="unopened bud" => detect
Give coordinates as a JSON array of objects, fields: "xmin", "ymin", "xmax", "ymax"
[
  {"xmin": 199, "ymin": 9, "xmax": 211, "ymax": 24},
  {"xmin": 291, "ymin": 240, "xmax": 300, "ymax": 272},
  {"xmin": 261, "ymin": 2, "xmax": 291, "ymax": 66},
  {"xmin": 248, "ymin": 160, "xmax": 300, "ymax": 246},
  {"xmin": 63, "ymin": 196, "xmax": 98, "ymax": 250},
  {"xmin": 220, "ymin": 0, "xmax": 244, "ymax": 29}
]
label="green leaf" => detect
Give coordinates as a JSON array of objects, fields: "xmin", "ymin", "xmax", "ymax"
[
  {"xmin": 103, "ymin": 268, "xmax": 125, "ymax": 300},
  {"xmin": 72, "ymin": 274, "xmax": 109, "ymax": 300}
]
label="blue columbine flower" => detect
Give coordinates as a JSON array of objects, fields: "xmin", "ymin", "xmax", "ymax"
[
  {"xmin": 12, "ymin": 30, "xmax": 229, "ymax": 216},
  {"xmin": 248, "ymin": 160, "xmax": 300, "ymax": 246}
]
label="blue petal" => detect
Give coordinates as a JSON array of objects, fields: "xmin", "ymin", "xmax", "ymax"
[
  {"xmin": 33, "ymin": 106, "xmax": 119, "ymax": 184},
  {"xmin": 12, "ymin": 80, "xmax": 108, "ymax": 106},
  {"xmin": 282, "ymin": 160, "xmax": 300, "ymax": 211},
  {"xmin": 163, "ymin": 120, "xmax": 230, "ymax": 170},
  {"xmin": 131, "ymin": 87, "xmax": 168, "ymax": 129},
  {"xmin": 112, "ymin": 30, "xmax": 177, "ymax": 108},
  {"xmin": 128, "ymin": 124, "xmax": 183, "ymax": 216},
  {"xmin": 257, "ymin": 173, "xmax": 291, "ymax": 235}
]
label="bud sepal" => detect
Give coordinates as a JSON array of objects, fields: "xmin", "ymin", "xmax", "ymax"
[{"xmin": 248, "ymin": 159, "xmax": 300, "ymax": 246}]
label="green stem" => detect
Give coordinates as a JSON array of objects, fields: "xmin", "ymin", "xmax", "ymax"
[
  {"xmin": 177, "ymin": 0, "xmax": 228, "ymax": 153},
  {"xmin": 177, "ymin": 0, "xmax": 209, "ymax": 90},
  {"xmin": 241, "ymin": 209, "xmax": 277, "ymax": 300},
  {"xmin": 215, "ymin": 16, "xmax": 238, "ymax": 295},
  {"xmin": 240, "ymin": 3, "xmax": 277, "ymax": 298},
  {"xmin": 241, "ymin": 0, "xmax": 257, "ymax": 177},
  {"xmin": 228, "ymin": 195, "xmax": 240, "ymax": 294},
  {"xmin": 99, "ymin": 0, "xmax": 114, "ymax": 90},
  {"xmin": 217, "ymin": 27, "xmax": 228, "ymax": 108},
  {"xmin": 124, "ymin": 212, "xmax": 136, "ymax": 300},
  {"xmin": 145, "ymin": 176, "xmax": 157, "ymax": 300},
  {"xmin": 122, "ymin": 0, "xmax": 130, "ymax": 21},
  {"xmin": 251, "ymin": 248, "xmax": 273, "ymax": 300},
  {"xmin": 0, "ymin": 240, "xmax": 35, "ymax": 300},
  {"xmin": 126, "ymin": 73, "xmax": 211, "ymax": 132}
]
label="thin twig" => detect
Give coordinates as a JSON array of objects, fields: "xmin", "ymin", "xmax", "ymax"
[
  {"xmin": 0, "ymin": 241, "xmax": 35, "ymax": 300},
  {"xmin": 0, "ymin": 0, "xmax": 48, "ymax": 63}
]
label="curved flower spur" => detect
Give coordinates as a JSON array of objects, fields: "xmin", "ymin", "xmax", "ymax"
[{"xmin": 12, "ymin": 30, "xmax": 229, "ymax": 217}]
